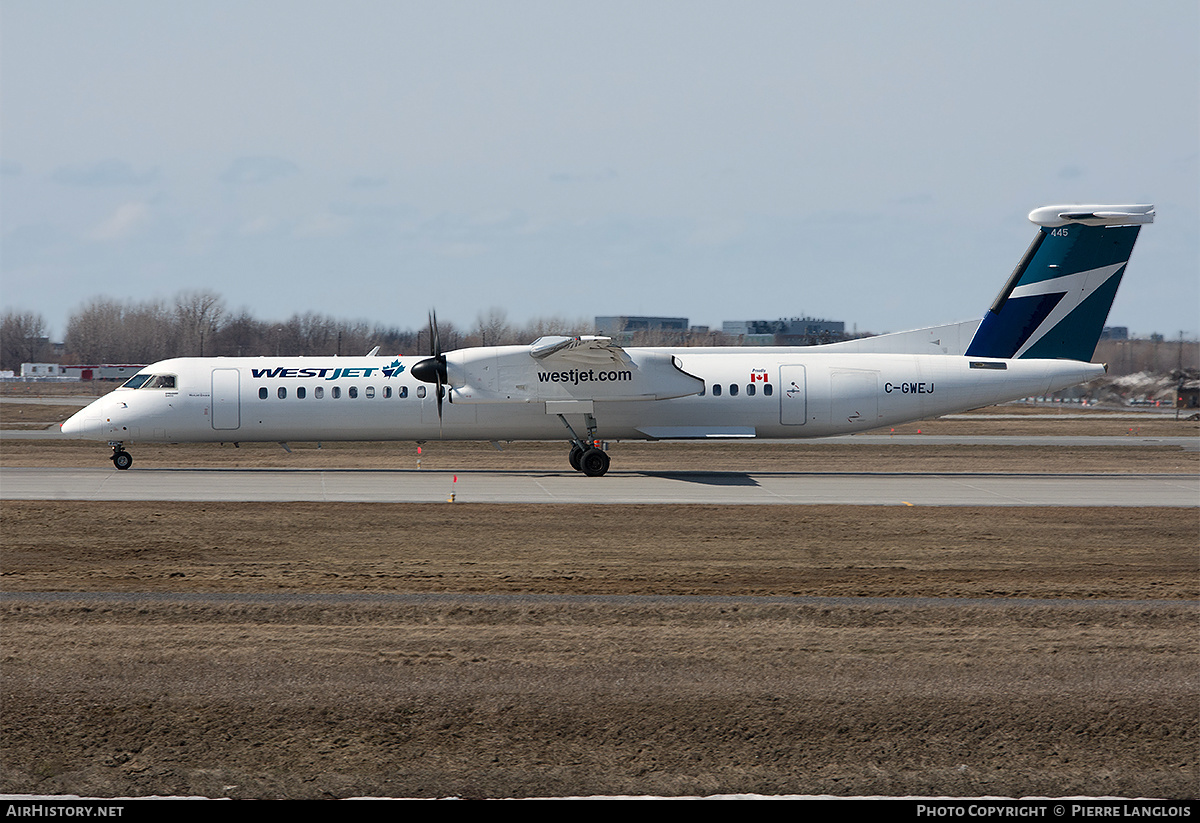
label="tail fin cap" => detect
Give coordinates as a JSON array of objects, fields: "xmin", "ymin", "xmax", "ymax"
[{"xmin": 1028, "ymin": 204, "xmax": 1155, "ymax": 227}]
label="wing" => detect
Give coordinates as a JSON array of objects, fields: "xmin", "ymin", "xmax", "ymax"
[
  {"xmin": 448, "ymin": 336, "xmax": 703, "ymax": 404},
  {"xmin": 528, "ymin": 335, "xmax": 631, "ymax": 366}
]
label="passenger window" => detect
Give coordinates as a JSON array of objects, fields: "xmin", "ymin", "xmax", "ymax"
[
  {"xmin": 259, "ymin": 387, "xmax": 268, "ymax": 400},
  {"xmin": 383, "ymin": 386, "xmax": 391, "ymax": 399},
  {"xmin": 332, "ymin": 387, "xmax": 341, "ymax": 399},
  {"xmin": 297, "ymin": 387, "xmax": 306, "ymax": 399},
  {"xmin": 747, "ymin": 384, "xmax": 756, "ymax": 396},
  {"xmin": 712, "ymin": 384, "xmax": 722, "ymax": 397},
  {"xmin": 417, "ymin": 386, "xmax": 426, "ymax": 398},
  {"xmin": 399, "ymin": 386, "xmax": 408, "ymax": 398},
  {"xmin": 729, "ymin": 384, "xmax": 739, "ymax": 396},
  {"xmin": 315, "ymin": 386, "xmax": 324, "ymax": 399},
  {"xmin": 764, "ymin": 384, "xmax": 773, "ymax": 396},
  {"xmin": 277, "ymin": 387, "xmax": 287, "ymax": 399},
  {"xmin": 365, "ymin": 386, "xmax": 375, "ymax": 399},
  {"xmin": 349, "ymin": 386, "xmax": 359, "ymax": 399}
]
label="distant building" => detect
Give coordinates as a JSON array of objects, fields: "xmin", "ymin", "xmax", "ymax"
[
  {"xmin": 20, "ymin": 363, "xmax": 144, "ymax": 381},
  {"xmin": 71, "ymin": 365, "xmax": 145, "ymax": 381},
  {"xmin": 20, "ymin": 363, "xmax": 72, "ymax": 380},
  {"xmin": 1177, "ymin": 378, "xmax": 1199, "ymax": 410},
  {"xmin": 722, "ymin": 317, "xmax": 846, "ymax": 346},
  {"xmin": 1100, "ymin": 326, "xmax": 1129, "ymax": 341},
  {"xmin": 594, "ymin": 316, "xmax": 689, "ymax": 342}
]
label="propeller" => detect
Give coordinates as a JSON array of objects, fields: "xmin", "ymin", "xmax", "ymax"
[{"xmin": 412, "ymin": 309, "xmax": 448, "ymax": 424}]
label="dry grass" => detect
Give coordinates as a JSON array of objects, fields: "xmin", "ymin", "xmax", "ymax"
[
  {"xmin": 2, "ymin": 502, "xmax": 1195, "ymax": 600},
  {"xmin": 2, "ymin": 499, "xmax": 1197, "ymax": 798},
  {"xmin": 2, "ymin": 596, "xmax": 1194, "ymax": 799}
]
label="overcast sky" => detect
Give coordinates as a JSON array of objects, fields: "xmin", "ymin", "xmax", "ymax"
[{"xmin": 2, "ymin": 1, "xmax": 1196, "ymax": 343}]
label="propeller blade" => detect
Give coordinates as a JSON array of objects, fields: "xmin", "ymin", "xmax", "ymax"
[
  {"xmin": 413, "ymin": 307, "xmax": 449, "ymax": 388},
  {"xmin": 429, "ymin": 309, "xmax": 441, "ymax": 358},
  {"xmin": 436, "ymin": 373, "xmax": 444, "ymax": 434},
  {"xmin": 419, "ymin": 308, "xmax": 445, "ymax": 436}
]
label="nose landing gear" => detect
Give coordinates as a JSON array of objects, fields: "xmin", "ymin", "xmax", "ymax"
[{"xmin": 109, "ymin": 442, "xmax": 132, "ymax": 470}]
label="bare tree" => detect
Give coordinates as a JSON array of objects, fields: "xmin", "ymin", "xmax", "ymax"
[
  {"xmin": 0, "ymin": 310, "xmax": 49, "ymax": 372},
  {"xmin": 174, "ymin": 290, "xmax": 225, "ymax": 357},
  {"xmin": 517, "ymin": 315, "xmax": 593, "ymax": 342},
  {"xmin": 64, "ymin": 298, "xmax": 126, "ymax": 363},
  {"xmin": 213, "ymin": 310, "xmax": 270, "ymax": 357},
  {"xmin": 51, "ymin": 292, "xmax": 753, "ymax": 365},
  {"xmin": 471, "ymin": 307, "xmax": 514, "ymax": 347},
  {"xmin": 369, "ymin": 325, "xmax": 420, "ymax": 355},
  {"xmin": 123, "ymin": 300, "xmax": 176, "ymax": 362},
  {"xmin": 64, "ymin": 298, "xmax": 175, "ymax": 364}
]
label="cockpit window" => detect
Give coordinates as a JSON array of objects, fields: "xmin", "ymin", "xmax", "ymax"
[{"xmin": 123, "ymin": 374, "xmax": 177, "ymax": 389}]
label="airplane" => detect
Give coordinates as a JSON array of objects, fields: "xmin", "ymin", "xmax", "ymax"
[{"xmin": 60, "ymin": 203, "xmax": 1155, "ymax": 476}]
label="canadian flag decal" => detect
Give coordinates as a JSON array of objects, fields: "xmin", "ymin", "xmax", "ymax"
[{"xmin": 750, "ymin": 371, "xmax": 769, "ymax": 382}]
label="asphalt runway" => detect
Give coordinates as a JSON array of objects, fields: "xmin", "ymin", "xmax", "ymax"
[{"xmin": 2, "ymin": 466, "xmax": 1195, "ymax": 505}]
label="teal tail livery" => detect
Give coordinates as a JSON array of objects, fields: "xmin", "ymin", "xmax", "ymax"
[{"xmin": 965, "ymin": 204, "xmax": 1154, "ymax": 361}]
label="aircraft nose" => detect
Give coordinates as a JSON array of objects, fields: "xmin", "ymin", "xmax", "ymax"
[{"xmin": 60, "ymin": 403, "xmax": 105, "ymax": 439}]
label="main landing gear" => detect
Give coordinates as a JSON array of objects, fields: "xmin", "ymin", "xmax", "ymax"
[
  {"xmin": 110, "ymin": 442, "xmax": 132, "ymax": 470},
  {"xmin": 568, "ymin": 443, "xmax": 610, "ymax": 476},
  {"xmin": 558, "ymin": 414, "xmax": 610, "ymax": 477}
]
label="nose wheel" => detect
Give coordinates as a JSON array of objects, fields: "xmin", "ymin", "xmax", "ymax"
[{"xmin": 110, "ymin": 443, "xmax": 133, "ymax": 470}]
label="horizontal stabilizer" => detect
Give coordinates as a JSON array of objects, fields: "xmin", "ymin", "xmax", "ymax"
[{"xmin": 815, "ymin": 320, "xmax": 983, "ymax": 356}]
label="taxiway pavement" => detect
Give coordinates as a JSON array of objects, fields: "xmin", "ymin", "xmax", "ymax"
[{"xmin": 2, "ymin": 466, "xmax": 1195, "ymax": 506}]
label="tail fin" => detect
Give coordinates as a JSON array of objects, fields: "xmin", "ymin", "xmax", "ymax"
[{"xmin": 965, "ymin": 204, "xmax": 1154, "ymax": 361}]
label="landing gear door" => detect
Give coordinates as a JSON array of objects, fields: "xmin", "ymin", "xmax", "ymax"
[
  {"xmin": 780, "ymin": 365, "xmax": 807, "ymax": 425},
  {"xmin": 211, "ymin": 368, "xmax": 240, "ymax": 430}
]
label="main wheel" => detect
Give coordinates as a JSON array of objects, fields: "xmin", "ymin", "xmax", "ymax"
[
  {"xmin": 579, "ymin": 447, "xmax": 610, "ymax": 477},
  {"xmin": 568, "ymin": 445, "xmax": 584, "ymax": 472},
  {"xmin": 112, "ymin": 451, "xmax": 133, "ymax": 470}
]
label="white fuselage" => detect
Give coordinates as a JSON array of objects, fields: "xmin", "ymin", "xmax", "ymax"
[{"xmin": 61, "ymin": 348, "xmax": 1103, "ymax": 445}]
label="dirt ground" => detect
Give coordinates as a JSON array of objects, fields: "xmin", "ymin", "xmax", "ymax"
[
  {"xmin": 1, "ymin": 395, "xmax": 1197, "ymax": 799},
  {"xmin": 3, "ymin": 595, "xmax": 1194, "ymax": 800},
  {"xmin": 2, "ymin": 501, "xmax": 1196, "ymax": 799},
  {"xmin": 3, "ymin": 503, "xmax": 1196, "ymax": 601}
]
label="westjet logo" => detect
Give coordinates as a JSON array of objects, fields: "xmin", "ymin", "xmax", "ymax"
[
  {"xmin": 1008, "ymin": 263, "xmax": 1125, "ymax": 358},
  {"xmin": 249, "ymin": 360, "xmax": 405, "ymax": 380},
  {"xmin": 537, "ymin": 368, "xmax": 633, "ymax": 385}
]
